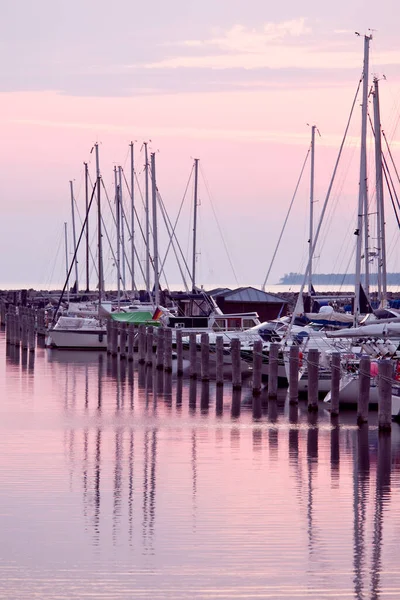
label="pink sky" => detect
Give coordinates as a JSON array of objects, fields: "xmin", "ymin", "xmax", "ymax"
[{"xmin": 1, "ymin": 6, "xmax": 400, "ymax": 289}]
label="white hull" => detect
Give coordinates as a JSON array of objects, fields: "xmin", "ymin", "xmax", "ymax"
[
  {"xmin": 46, "ymin": 329, "xmax": 107, "ymax": 350},
  {"xmin": 324, "ymin": 374, "xmax": 380, "ymax": 407}
]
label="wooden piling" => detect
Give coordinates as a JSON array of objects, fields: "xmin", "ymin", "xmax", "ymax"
[
  {"xmin": 175, "ymin": 329, "xmax": 183, "ymax": 376},
  {"xmin": 252, "ymin": 339, "xmax": 262, "ymax": 396},
  {"xmin": 215, "ymin": 336, "xmax": 224, "ymax": 387},
  {"xmin": 357, "ymin": 355, "xmax": 370, "ymax": 425},
  {"xmin": 201, "ymin": 332, "xmax": 210, "ymax": 382},
  {"xmin": 164, "ymin": 328, "xmax": 173, "ymax": 373},
  {"xmin": 289, "ymin": 345, "xmax": 299, "ymax": 403},
  {"xmin": 231, "ymin": 338, "xmax": 242, "ymax": 390},
  {"xmin": 378, "ymin": 360, "xmax": 393, "ymax": 431},
  {"xmin": 146, "ymin": 326, "xmax": 154, "ymax": 366},
  {"xmin": 138, "ymin": 324, "xmax": 146, "ymax": 364},
  {"xmin": 156, "ymin": 328, "xmax": 165, "ymax": 370},
  {"xmin": 189, "ymin": 332, "xmax": 198, "ymax": 379},
  {"xmin": 307, "ymin": 348, "xmax": 319, "ymax": 412},
  {"xmin": 330, "ymin": 352, "xmax": 341, "ymax": 417},
  {"xmin": 111, "ymin": 322, "xmax": 118, "ymax": 357},
  {"xmin": 14, "ymin": 314, "xmax": 20, "ymax": 347},
  {"xmin": 106, "ymin": 320, "xmax": 112, "ymax": 354},
  {"xmin": 127, "ymin": 324, "xmax": 135, "ymax": 361},
  {"xmin": 21, "ymin": 316, "xmax": 28, "ymax": 350},
  {"xmin": 268, "ymin": 343, "xmax": 279, "ymax": 399},
  {"xmin": 119, "ymin": 323, "xmax": 127, "ymax": 359}
]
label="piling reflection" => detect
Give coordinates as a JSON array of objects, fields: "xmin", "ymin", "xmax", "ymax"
[
  {"xmin": 370, "ymin": 432, "xmax": 391, "ymax": 600},
  {"xmin": 353, "ymin": 424, "xmax": 370, "ymax": 600},
  {"xmin": 11, "ymin": 334, "xmax": 400, "ymax": 594},
  {"xmin": 231, "ymin": 389, "xmax": 241, "ymax": 419}
]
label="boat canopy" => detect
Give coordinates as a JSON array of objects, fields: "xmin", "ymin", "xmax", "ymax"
[{"xmin": 111, "ymin": 311, "xmax": 161, "ymax": 326}]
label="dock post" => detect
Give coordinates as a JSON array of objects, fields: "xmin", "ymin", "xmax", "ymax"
[
  {"xmin": 216, "ymin": 336, "xmax": 224, "ymax": 387},
  {"xmin": 330, "ymin": 352, "xmax": 341, "ymax": 417},
  {"xmin": 252, "ymin": 339, "xmax": 262, "ymax": 396},
  {"xmin": 21, "ymin": 315, "xmax": 28, "ymax": 350},
  {"xmin": 378, "ymin": 360, "xmax": 392, "ymax": 431},
  {"xmin": 106, "ymin": 320, "xmax": 112, "ymax": 354},
  {"xmin": 357, "ymin": 355, "xmax": 370, "ymax": 425},
  {"xmin": 307, "ymin": 348, "xmax": 319, "ymax": 412},
  {"xmin": 146, "ymin": 326, "xmax": 154, "ymax": 366},
  {"xmin": 268, "ymin": 343, "xmax": 279, "ymax": 399},
  {"xmin": 111, "ymin": 322, "xmax": 118, "ymax": 357},
  {"xmin": 289, "ymin": 345, "xmax": 299, "ymax": 403},
  {"xmin": 189, "ymin": 332, "xmax": 198, "ymax": 379},
  {"xmin": 164, "ymin": 328, "xmax": 173, "ymax": 373},
  {"xmin": 127, "ymin": 324, "xmax": 135, "ymax": 361},
  {"xmin": 119, "ymin": 323, "xmax": 127, "ymax": 359},
  {"xmin": 231, "ymin": 338, "xmax": 242, "ymax": 391},
  {"xmin": 175, "ymin": 329, "xmax": 183, "ymax": 376},
  {"xmin": 29, "ymin": 315, "xmax": 36, "ymax": 352},
  {"xmin": 201, "ymin": 332, "xmax": 210, "ymax": 382},
  {"xmin": 138, "ymin": 324, "xmax": 146, "ymax": 364},
  {"xmin": 156, "ymin": 328, "xmax": 165, "ymax": 370}
]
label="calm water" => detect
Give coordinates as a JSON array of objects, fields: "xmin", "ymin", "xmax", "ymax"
[{"xmin": 1, "ymin": 330, "xmax": 400, "ymax": 599}]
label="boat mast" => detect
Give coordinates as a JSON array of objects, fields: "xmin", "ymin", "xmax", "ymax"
[
  {"xmin": 192, "ymin": 158, "xmax": 199, "ymax": 292},
  {"xmin": 373, "ymin": 76, "xmax": 387, "ymax": 307},
  {"xmin": 95, "ymin": 143, "xmax": 103, "ymax": 314},
  {"xmin": 144, "ymin": 142, "xmax": 151, "ymax": 295},
  {"xmin": 84, "ymin": 162, "xmax": 90, "ymax": 292},
  {"xmin": 354, "ymin": 34, "xmax": 371, "ymax": 322},
  {"xmin": 118, "ymin": 166, "xmax": 126, "ymax": 293},
  {"xmin": 130, "ymin": 142, "xmax": 135, "ymax": 294},
  {"xmin": 64, "ymin": 222, "xmax": 70, "ymax": 305},
  {"xmin": 308, "ymin": 126, "xmax": 316, "ymax": 296},
  {"xmin": 69, "ymin": 180, "xmax": 79, "ymax": 294},
  {"xmin": 114, "ymin": 166, "xmax": 121, "ymax": 311},
  {"xmin": 151, "ymin": 152, "xmax": 160, "ymax": 306}
]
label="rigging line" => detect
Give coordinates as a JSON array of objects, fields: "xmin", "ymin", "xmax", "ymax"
[
  {"xmin": 382, "ymin": 160, "xmax": 400, "ymax": 229},
  {"xmin": 156, "ymin": 190, "xmax": 190, "ymax": 292},
  {"xmin": 382, "ymin": 152, "xmax": 400, "ymax": 214},
  {"xmin": 199, "ymin": 164, "xmax": 240, "ymax": 287},
  {"xmin": 382, "ymin": 129, "xmax": 400, "ymax": 190},
  {"xmin": 51, "ymin": 181, "xmax": 98, "ymax": 324},
  {"xmin": 286, "ymin": 76, "xmax": 362, "ymax": 335},
  {"xmin": 73, "ymin": 192, "xmax": 99, "ymax": 280},
  {"xmin": 159, "ymin": 164, "xmax": 194, "ymax": 277},
  {"xmin": 261, "ymin": 146, "xmax": 311, "ymax": 291},
  {"xmin": 147, "ymin": 161, "xmax": 193, "ymax": 281},
  {"xmin": 100, "ymin": 178, "xmax": 146, "ymax": 286},
  {"xmin": 45, "ymin": 225, "xmax": 64, "ymax": 288},
  {"xmin": 122, "ymin": 170, "xmax": 153, "ymax": 250}
]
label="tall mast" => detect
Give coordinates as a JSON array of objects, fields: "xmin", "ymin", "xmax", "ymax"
[
  {"xmin": 69, "ymin": 180, "xmax": 79, "ymax": 293},
  {"xmin": 308, "ymin": 126, "xmax": 316, "ymax": 295},
  {"xmin": 64, "ymin": 222, "xmax": 70, "ymax": 305},
  {"xmin": 84, "ymin": 162, "xmax": 90, "ymax": 292},
  {"xmin": 373, "ymin": 77, "xmax": 387, "ymax": 307},
  {"xmin": 95, "ymin": 143, "xmax": 103, "ymax": 313},
  {"xmin": 144, "ymin": 142, "xmax": 150, "ymax": 295},
  {"xmin": 130, "ymin": 142, "xmax": 135, "ymax": 294},
  {"xmin": 354, "ymin": 34, "xmax": 371, "ymax": 322},
  {"xmin": 114, "ymin": 166, "xmax": 121, "ymax": 311},
  {"xmin": 192, "ymin": 158, "xmax": 199, "ymax": 292},
  {"xmin": 151, "ymin": 152, "xmax": 160, "ymax": 306},
  {"xmin": 118, "ymin": 166, "xmax": 126, "ymax": 293}
]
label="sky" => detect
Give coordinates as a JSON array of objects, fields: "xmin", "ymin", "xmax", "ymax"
[{"xmin": 2, "ymin": 0, "xmax": 400, "ymax": 290}]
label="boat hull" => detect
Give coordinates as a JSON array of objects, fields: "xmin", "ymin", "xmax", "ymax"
[{"xmin": 46, "ymin": 329, "xmax": 107, "ymax": 350}]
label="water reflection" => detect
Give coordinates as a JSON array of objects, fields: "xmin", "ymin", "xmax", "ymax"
[{"xmin": 3, "ymin": 333, "xmax": 400, "ymax": 598}]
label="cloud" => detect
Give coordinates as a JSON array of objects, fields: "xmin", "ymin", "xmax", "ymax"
[{"xmin": 141, "ymin": 20, "xmax": 400, "ymax": 71}]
